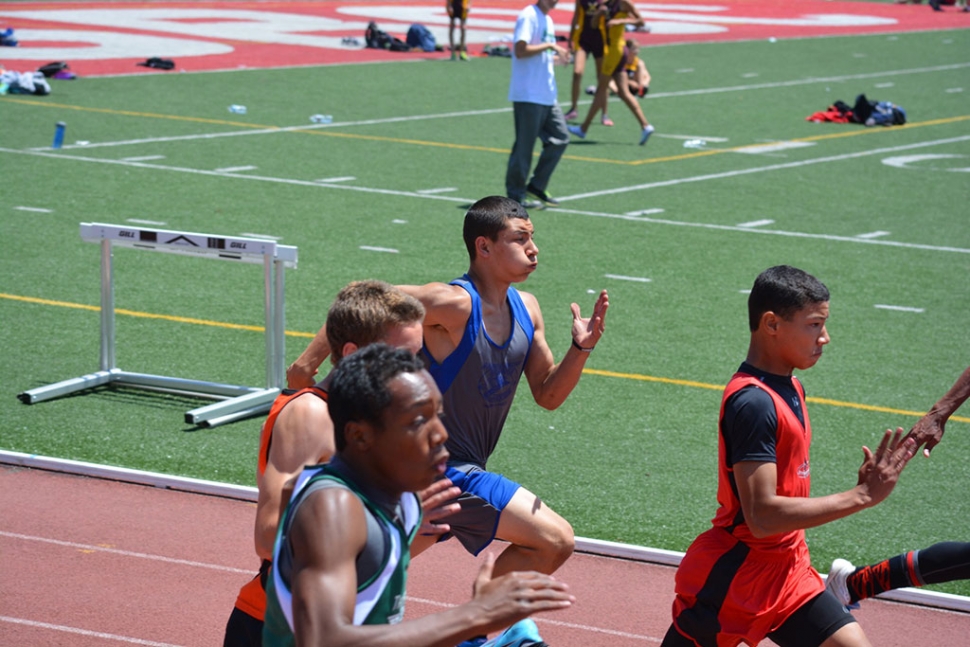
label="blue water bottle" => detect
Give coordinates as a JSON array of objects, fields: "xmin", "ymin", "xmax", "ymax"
[{"xmin": 52, "ymin": 121, "xmax": 66, "ymax": 149}]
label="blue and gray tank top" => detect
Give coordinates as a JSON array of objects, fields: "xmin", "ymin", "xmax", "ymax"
[{"xmin": 421, "ymin": 275, "xmax": 535, "ymax": 468}]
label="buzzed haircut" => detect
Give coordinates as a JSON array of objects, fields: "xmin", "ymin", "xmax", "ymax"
[
  {"xmin": 462, "ymin": 195, "xmax": 530, "ymax": 261},
  {"xmin": 748, "ymin": 265, "xmax": 830, "ymax": 332},
  {"xmin": 328, "ymin": 344, "xmax": 426, "ymax": 451},
  {"xmin": 325, "ymin": 280, "xmax": 425, "ymax": 364}
]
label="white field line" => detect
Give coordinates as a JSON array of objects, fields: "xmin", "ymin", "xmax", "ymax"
[
  {"xmin": 0, "ymin": 147, "xmax": 471, "ymax": 203},
  {"xmin": 605, "ymin": 273, "xmax": 652, "ymax": 283},
  {"xmin": 0, "ymin": 616, "xmax": 184, "ymax": 647},
  {"xmin": 13, "ymin": 206, "xmax": 52, "ymax": 213},
  {"xmin": 26, "ymin": 62, "xmax": 970, "ymax": 151},
  {"xmin": 559, "ymin": 135, "xmax": 970, "ymax": 201},
  {"xmin": 737, "ymin": 219, "xmax": 775, "ymax": 228},
  {"xmin": 3, "ymin": 136, "xmax": 970, "ymax": 255},
  {"xmin": 551, "ymin": 204, "xmax": 970, "ymax": 255},
  {"xmin": 30, "ymin": 107, "xmax": 517, "ymax": 151},
  {"xmin": 874, "ymin": 304, "xmax": 925, "ymax": 313}
]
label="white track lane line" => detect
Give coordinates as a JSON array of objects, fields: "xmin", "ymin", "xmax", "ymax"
[{"xmin": 0, "ymin": 616, "xmax": 185, "ymax": 647}]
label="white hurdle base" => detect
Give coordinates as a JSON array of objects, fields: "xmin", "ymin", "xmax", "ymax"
[{"xmin": 17, "ymin": 369, "xmax": 280, "ymax": 428}]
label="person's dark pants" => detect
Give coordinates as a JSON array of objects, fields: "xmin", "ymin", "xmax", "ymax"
[{"xmin": 506, "ymin": 101, "xmax": 569, "ymax": 202}]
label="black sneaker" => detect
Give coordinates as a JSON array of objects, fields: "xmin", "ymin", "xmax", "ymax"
[
  {"xmin": 526, "ymin": 184, "xmax": 560, "ymax": 207},
  {"xmin": 514, "ymin": 198, "xmax": 544, "ymax": 210}
]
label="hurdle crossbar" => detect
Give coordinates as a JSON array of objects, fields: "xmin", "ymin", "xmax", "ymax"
[{"xmin": 17, "ymin": 223, "xmax": 298, "ymax": 428}]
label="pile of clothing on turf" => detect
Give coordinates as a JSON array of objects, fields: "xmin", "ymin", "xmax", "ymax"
[
  {"xmin": 0, "ymin": 70, "xmax": 51, "ymax": 95},
  {"xmin": 0, "ymin": 61, "xmax": 78, "ymax": 95},
  {"xmin": 806, "ymin": 93, "xmax": 906, "ymax": 127}
]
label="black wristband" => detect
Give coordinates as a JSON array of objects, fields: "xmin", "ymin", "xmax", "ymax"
[{"xmin": 572, "ymin": 339, "xmax": 594, "ymax": 352}]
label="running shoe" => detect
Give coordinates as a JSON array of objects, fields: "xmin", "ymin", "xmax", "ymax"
[
  {"xmin": 825, "ymin": 558, "xmax": 856, "ymax": 607},
  {"xmin": 456, "ymin": 638, "xmax": 488, "ymax": 647},
  {"xmin": 601, "ymin": 115, "xmax": 614, "ymax": 127},
  {"xmin": 526, "ymin": 184, "xmax": 560, "ymax": 207},
  {"xmin": 639, "ymin": 124, "xmax": 655, "ymax": 145},
  {"xmin": 482, "ymin": 619, "xmax": 547, "ymax": 647},
  {"xmin": 564, "ymin": 108, "xmax": 579, "ymax": 121},
  {"xmin": 460, "ymin": 51, "xmax": 469, "ymax": 61},
  {"xmin": 568, "ymin": 124, "xmax": 586, "ymax": 139},
  {"xmin": 513, "ymin": 198, "xmax": 544, "ymax": 210}
]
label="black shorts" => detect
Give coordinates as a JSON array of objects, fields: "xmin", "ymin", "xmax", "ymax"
[
  {"xmin": 767, "ymin": 590, "xmax": 857, "ymax": 647},
  {"xmin": 661, "ymin": 590, "xmax": 855, "ymax": 647},
  {"xmin": 578, "ymin": 28, "xmax": 604, "ymax": 59}
]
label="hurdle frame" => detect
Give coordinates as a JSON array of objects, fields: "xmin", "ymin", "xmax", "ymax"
[{"xmin": 17, "ymin": 222, "xmax": 297, "ymax": 428}]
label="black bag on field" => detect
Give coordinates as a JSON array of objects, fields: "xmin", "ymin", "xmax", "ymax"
[{"xmin": 365, "ymin": 21, "xmax": 411, "ymax": 52}]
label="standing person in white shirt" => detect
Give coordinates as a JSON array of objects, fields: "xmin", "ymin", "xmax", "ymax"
[{"xmin": 505, "ymin": 0, "xmax": 571, "ymax": 210}]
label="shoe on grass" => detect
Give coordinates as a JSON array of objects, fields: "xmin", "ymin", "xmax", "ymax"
[
  {"xmin": 563, "ymin": 108, "xmax": 578, "ymax": 121},
  {"xmin": 526, "ymin": 184, "xmax": 560, "ymax": 207},
  {"xmin": 513, "ymin": 197, "xmax": 544, "ymax": 210},
  {"xmin": 459, "ymin": 51, "xmax": 469, "ymax": 61},
  {"xmin": 639, "ymin": 124, "xmax": 655, "ymax": 145},
  {"xmin": 568, "ymin": 124, "xmax": 586, "ymax": 139},
  {"xmin": 601, "ymin": 115, "xmax": 614, "ymax": 127}
]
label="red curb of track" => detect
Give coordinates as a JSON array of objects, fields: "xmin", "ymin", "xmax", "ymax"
[{"xmin": 0, "ymin": 1, "xmax": 966, "ymax": 77}]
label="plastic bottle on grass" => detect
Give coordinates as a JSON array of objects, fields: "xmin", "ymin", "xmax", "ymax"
[{"xmin": 52, "ymin": 122, "xmax": 66, "ymax": 149}]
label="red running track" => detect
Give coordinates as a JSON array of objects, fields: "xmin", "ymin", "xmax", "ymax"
[{"xmin": 2, "ymin": 465, "xmax": 968, "ymax": 646}]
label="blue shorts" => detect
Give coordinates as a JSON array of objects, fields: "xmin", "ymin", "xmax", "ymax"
[{"xmin": 438, "ymin": 463, "xmax": 521, "ymax": 555}]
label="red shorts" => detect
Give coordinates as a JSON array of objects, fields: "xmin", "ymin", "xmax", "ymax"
[{"xmin": 671, "ymin": 527, "xmax": 824, "ymax": 647}]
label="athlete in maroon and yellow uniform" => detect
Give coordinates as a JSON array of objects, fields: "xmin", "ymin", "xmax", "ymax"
[
  {"xmin": 566, "ymin": 0, "xmax": 654, "ymax": 144},
  {"xmin": 447, "ymin": 0, "xmax": 471, "ymax": 60},
  {"xmin": 661, "ymin": 265, "xmax": 916, "ymax": 647}
]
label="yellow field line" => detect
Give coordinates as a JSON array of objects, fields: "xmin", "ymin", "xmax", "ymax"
[
  {"xmin": 0, "ymin": 97, "xmax": 278, "ymax": 130},
  {"xmin": 565, "ymin": 367, "xmax": 970, "ymax": 423},
  {"xmin": 4, "ymin": 292, "xmax": 964, "ymax": 422},
  {"xmin": 0, "ymin": 293, "xmax": 314, "ymax": 337},
  {"xmin": 6, "ymin": 95, "xmax": 966, "ymax": 166}
]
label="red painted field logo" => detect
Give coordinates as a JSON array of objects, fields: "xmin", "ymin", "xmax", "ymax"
[{"xmin": 0, "ymin": 1, "xmax": 957, "ymax": 76}]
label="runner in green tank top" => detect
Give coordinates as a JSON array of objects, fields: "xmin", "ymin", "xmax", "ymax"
[{"xmin": 263, "ymin": 344, "xmax": 574, "ymax": 646}]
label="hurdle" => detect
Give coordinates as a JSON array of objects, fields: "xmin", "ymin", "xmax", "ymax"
[{"xmin": 17, "ymin": 222, "xmax": 298, "ymax": 428}]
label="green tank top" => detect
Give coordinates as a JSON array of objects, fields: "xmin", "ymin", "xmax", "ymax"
[{"xmin": 262, "ymin": 463, "xmax": 422, "ymax": 645}]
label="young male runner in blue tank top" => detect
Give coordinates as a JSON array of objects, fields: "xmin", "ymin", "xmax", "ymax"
[{"xmin": 287, "ymin": 196, "xmax": 609, "ymax": 587}]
